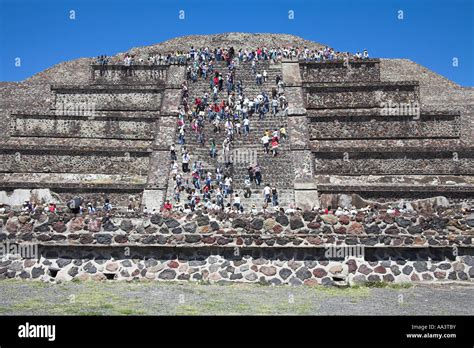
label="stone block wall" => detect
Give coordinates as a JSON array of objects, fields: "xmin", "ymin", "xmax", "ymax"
[
  {"xmin": 0, "ymin": 210, "xmax": 472, "ymax": 284},
  {"xmin": 313, "ymin": 151, "xmax": 473, "ymax": 175},
  {"xmin": 300, "ymin": 59, "xmax": 380, "ymax": 83},
  {"xmin": 0, "ymin": 149, "xmax": 149, "ymax": 176},
  {"xmin": 90, "ymin": 65, "xmax": 167, "ymax": 85},
  {"xmin": 52, "ymin": 86, "xmax": 163, "ymax": 111},
  {"xmin": 309, "ymin": 115, "xmax": 461, "ymax": 140},
  {"xmin": 304, "ymin": 82, "xmax": 419, "ymax": 109},
  {"xmin": 11, "ymin": 113, "xmax": 155, "ymax": 140}
]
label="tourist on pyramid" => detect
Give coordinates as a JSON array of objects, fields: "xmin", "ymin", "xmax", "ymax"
[
  {"xmin": 254, "ymin": 164, "xmax": 262, "ymax": 186},
  {"xmin": 279, "ymin": 126, "xmax": 286, "ymax": 141},
  {"xmin": 271, "ymin": 187, "xmax": 279, "ymax": 207},
  {"xmin": 209, "ymin": 138, "xmax": 217, "ymax": 158},
  {"xmin": 182, "ymin": 151, "xmax": 190, "ymax": 173},
  {"xmin": 233, "ymin": 194, "xmax": 241, "ymax": 211},
  {"xmin": 174, "ymin": 186, "xmax": 181, "ymax": 203},
  {"xmin": 261, "ymin": 133, "xmax": 270, "ymax": 154},
  {"xmin": 244, "ymin": 176, "xmax": 252, "ymax": 198},
  {"xmin": 170, "ymin": 143, "xmax": 177, "ymax": 161},
  {"xmin": 223, "ymin": 176, "xmax": 233, "ymax": 198},
  {"xmin": 263, "ymin": 184, "xmax": 271, "ymax": 203},
  {"xmin": 243, "ymin": 117, "xmax": 250, "ymax": 136},
  {"xmin": 271, "ymin": 137, "xmax": 279, "ymax": 157},
  {"xmin": 271, "ymin": 98, "xmax": 279, "ymax": 115},
  {"xmin": 163, "ymin": 200, "xmax": 172, "ymax": 211},
  {"xmin": 103, "ymin": 199, "xmax": 113, "ymax": 212}
]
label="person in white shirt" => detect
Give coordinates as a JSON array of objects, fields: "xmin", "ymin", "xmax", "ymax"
[
  {"xmin": 243, "ymin": 118, "xmax": 250, "ymax": 136},
  {"xmin": 233, "ymin": 194, "xmax": 241, "ymax": 210},
  {"xmin": 261, "ymin": 134, "xmax": 270, "ymax": 154},
  {"xmin": 263, "ymin": 185, "xmax": 271, "ymax": 203},
  {"xmin": 182, "ymin": 152, "xmax": 190, "ymax": 172},
  {"xmin": 224, "ymin": 176, "xmax": 232, "ymax": 197}
]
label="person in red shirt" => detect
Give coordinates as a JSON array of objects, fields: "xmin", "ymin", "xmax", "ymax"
[{"xmin": 163, "ymin": 200, "xmax": 172, "ymax": 211}]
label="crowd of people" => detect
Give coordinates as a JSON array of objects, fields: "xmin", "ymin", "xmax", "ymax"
[
  {"xmin": 164, "ymin": 45, "xmax": 296, "ymax": 213},
  {"xmin": 92, "ymin": 45, "xmax": 370, "ymax": 66},
  {"xmin": 89, "ymin": 44, "xmax": 373, "ymax": 214}
]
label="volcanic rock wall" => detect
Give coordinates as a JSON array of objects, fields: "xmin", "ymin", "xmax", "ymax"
[{"xmin": 1, "ymin": 209, "xmax": 473, "ymax": 284}]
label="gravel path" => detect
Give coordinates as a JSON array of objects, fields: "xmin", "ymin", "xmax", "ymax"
[{"xmin": 0, "ymin": 280, "xmax": 472, "ymax": 315}]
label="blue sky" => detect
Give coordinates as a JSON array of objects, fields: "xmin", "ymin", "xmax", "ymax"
[{"xmin": 1, "ymin": 0, "xmax": 473, "ymax": 85}]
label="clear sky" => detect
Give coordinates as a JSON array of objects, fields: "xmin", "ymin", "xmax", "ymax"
[{"xmin": 1, "ymin": 0, "xmax": 473, "ymax": 85}]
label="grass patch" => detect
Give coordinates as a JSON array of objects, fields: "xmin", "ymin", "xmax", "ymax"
[{"xmin": 360, "ymin": 281, "xmax": 412, "ymax": 289}]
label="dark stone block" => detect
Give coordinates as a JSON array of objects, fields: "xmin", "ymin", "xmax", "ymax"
[
  {"xmin": 119, "ymin": 220, "xmax": 134, "ymax": 232},
  {"xmin": 172, "ymin": 227, "xmax": 183, "ymax": 234},
  {"xmin": 269, "ymin": 277, "xmax": 282, "ymax": 285},
  {"xmin": 164, "ymin": 218, "xmax": 180, "ymax": 229},
  {"xmin": 84, "ymin": 262, "xmax": 97, "ymax": 274},
  {"xmin": 103, "ymin": 221, "xmax": 119, "ymax": 232},
  {"xmin": 142, "ymin": 235, "xmax": 157, "ymax": 244},
  {"xmin": 279, "ymin": 268, "xmax": 292, "ymax": 280},
  {"xmin": 413, "ymin": 261, "xmax": 428, "ymax": 273},
  {"xmin": 31, "ymin": 266, "xmax": 44, "ymax": 278},
  {"xmin": 321, "ymin": 277, "xmax": 334, "ymax": 286},
  {"xmin": 290, "ymin": 217, "xmax": 305, "ymax": 230},
  {"xmin": 196, "ymin": 215, "xmax": 210, "ymax": 226},
  {"xmin": 159, "ymin": 269, "xmax": 176, "ymax": 280},
  {"xmin": 68, "ymin": 267, "xmax": 79, "ymax": 277},
  {"xmin": 367, "ymin": 274, "xmax": 381, "ymax": 282},
  {"xmin": 407, "ymin": 225, "xmax": 423, "ymax": 234},
  {"xmin": 296, "ymin": 267, "xmax": 312, "ymax": 280},
  {"xmin": 95, "ymin": 233, "xmax": 112, "ymax": 244},
  {"xmin": 395, "ymin": 217, "xmax": 411, "ymax": 228},
  {"xmin": 402, "ymin": 265, "xmax": 413, "ymax": 275},
  {"xmin": 150, "ymin": 214, "xmax": 163, "ymax": 225},
  {"xmin": 276, "ymin": 214, "xmax": 289, "ymax": 226},
  {"xmin": 303, "ymin": 211, "xmax": 317, "ymax": 222},
  {"xmin": 79, "ymin": 234, "xmax": 94, "ymax": 244},
  {"xmin": 57, "ymin": 258, "xmax": 71, "ymax": 268},
  {"xmin": 457, "ymin": 271, "xmax": 468, "ymax": 281},
  {"xmin": 251, "ymin": 218, "xmax": 264, "ymax": 230},
  {"xmin": 185, "ymin": 235, "xmax": 201, "ymax": 243},
  {"xmin": 183, "ymin": 223, "xmax": 197, "ymax": 233},
  {"xmin": 232, "ymin": 218, "xmax": 248, "ymax": 229},
  {"xmin": 114, "ymin": 235, "xmax": 128, "ymax": 243}
]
